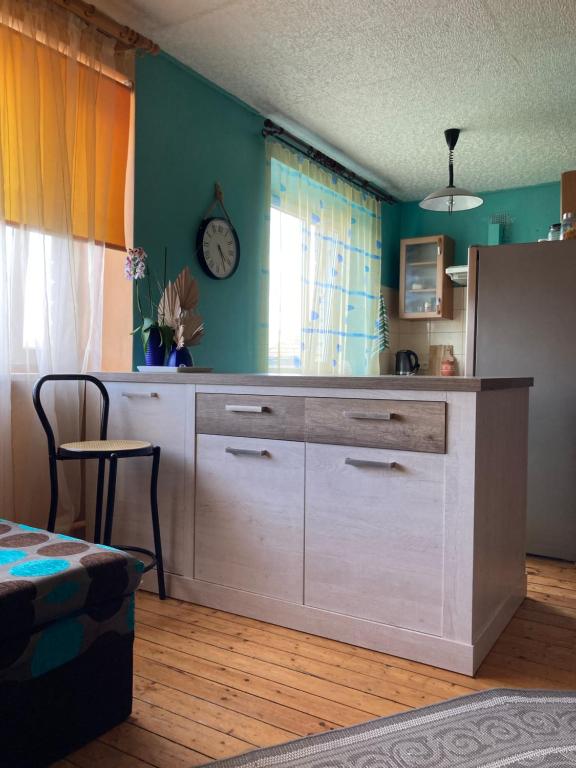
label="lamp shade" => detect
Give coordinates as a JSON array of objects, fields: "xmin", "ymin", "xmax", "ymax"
[{"xmin": 419, "ymin": 185, "xmax": 483, "ymax": 212}]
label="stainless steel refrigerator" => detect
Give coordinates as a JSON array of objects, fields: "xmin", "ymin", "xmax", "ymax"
[{"xmin": 467, "ymin": 240, "xmax": 576, "ymax": 562}]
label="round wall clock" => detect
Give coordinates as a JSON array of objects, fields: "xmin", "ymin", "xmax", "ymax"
[{"xmin": 196, "ymin": 217, "xmax": 240, "ymax": 280}]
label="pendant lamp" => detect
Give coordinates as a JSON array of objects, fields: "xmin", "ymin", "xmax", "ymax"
[{"xmin": 419, "ymin": 128, "xmax": 483, "ymax": 213}]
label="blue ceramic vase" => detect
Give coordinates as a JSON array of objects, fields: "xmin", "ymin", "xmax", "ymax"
[
  {"xmin": 145, "ymin": 327, "xmax": 165, "ymax": 366},
  {"xmin": 167, "ymin": 345, "xmax": 193, "ymax": 367}
]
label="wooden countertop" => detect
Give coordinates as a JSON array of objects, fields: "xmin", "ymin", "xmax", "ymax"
[{"xmin": 92, "ymin": 372, "xmax": 533, "ymax": 392}]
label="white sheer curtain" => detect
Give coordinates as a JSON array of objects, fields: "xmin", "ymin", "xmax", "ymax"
[
  {"xmin": 0, "ymin": 0, "xmax": 132, "ymax": 528},
  {"xmin": 265, "ymin": 141, "xmax": 382, "ymax": 376},
  {"xmin": 2, "ymin": 228, "xmax": 104, "ymax": 527}
]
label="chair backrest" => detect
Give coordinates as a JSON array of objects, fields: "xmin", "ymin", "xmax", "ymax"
[{"xmin": 32, "ymin": 374, "xmax": 110, "ymax": 457}]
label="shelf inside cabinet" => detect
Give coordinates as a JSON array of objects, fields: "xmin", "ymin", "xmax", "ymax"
[
  {"xmin": 407, "ymin": 288, "xmax": 437, "ymax": 293},
  {"xmin": 407, "ymin": 260, "xmax": 437, "ymax": 267}
]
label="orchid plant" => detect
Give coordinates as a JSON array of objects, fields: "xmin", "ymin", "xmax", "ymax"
[{"xmin": 125, "ymin": 247, "xmax": 204, "ymax": 361}]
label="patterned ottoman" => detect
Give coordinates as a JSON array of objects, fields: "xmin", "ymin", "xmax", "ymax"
[{"xmin": 0, "ymin": 519, "xmax": 143, "ymax": 767}]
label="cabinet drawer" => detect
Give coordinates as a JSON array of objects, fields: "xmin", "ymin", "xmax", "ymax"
[
  {"xmin": 305, "ymin": 397, "xmax": 446, "ymax": 453},
  {"xmin": 196, "ymin": 394, "xmax": 305, "ymax": 441},
  {"xmin": 305, "ymin": 443, "xmax": 444, "ymax": 635}
]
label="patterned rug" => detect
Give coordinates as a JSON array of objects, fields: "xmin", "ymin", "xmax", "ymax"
[{"xmin": 205, "ymin": 689, "xmax": 576, "ymax": 768}]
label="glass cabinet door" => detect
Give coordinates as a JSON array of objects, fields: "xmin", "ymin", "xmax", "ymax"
[{"xmin": 400, "ymin": 236, "xmax": 453, "ymax": 319}]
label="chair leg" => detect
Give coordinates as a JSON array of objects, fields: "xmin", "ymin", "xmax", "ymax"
[
  {"xmin": 94, "ymin": 457, "xmax": 106, "ymax": 544},
  {"xmin": 150, "ymin": 446, "xmax": 166, "ymax": 599},
  {"xmin": 47, "ymin": 456, "xmax": 59, "ymax": 532},
  {"xmin": 103, "ymin": 454, "xmax": 118, "ymax": 546}
]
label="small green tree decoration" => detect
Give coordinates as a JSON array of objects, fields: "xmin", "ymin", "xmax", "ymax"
[{"xmin": 377, "ymin": 293, "xmax": 390, "ymax": 352}]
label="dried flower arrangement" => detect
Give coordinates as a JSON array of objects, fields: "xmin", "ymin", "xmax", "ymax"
[
  {"xmin": 125, "ymin": 247, "xmax": 204, "ymax": 364},
  {"xmin": 159, "ymin": 267, "xmax": 205, "ymax": 350}
]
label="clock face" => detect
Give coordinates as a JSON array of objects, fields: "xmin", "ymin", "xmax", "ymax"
[{"xmin": 197, "ymin": 217, "xmax": 240, "ymax": 280}]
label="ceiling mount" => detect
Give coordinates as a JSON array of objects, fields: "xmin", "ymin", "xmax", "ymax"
[
  {"xmin": 419, "ymin": 128, "xmax": 483, "ymax": 214},
  {"xmin": 444, "ymin": 128, "xmax": 461, "ymax": 151}
]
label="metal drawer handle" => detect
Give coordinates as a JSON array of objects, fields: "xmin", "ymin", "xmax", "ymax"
[
  {"xmin": 226, "ymin": 447, "xmax": 269, "ymax": 457},
  {"xmin": 122, "ymin": 392, "xmax": 159, "ymax": 399},
  {"xmin": 225, "ymin": 404, "xmax": 268, "ymax": 413},
  {"xmin": 345, "ymin": 458, "xmax": 398, "ymax": 469},
  {"xmin": 343, "ymin": 411, "xmax": 393, "ymax": 421}
]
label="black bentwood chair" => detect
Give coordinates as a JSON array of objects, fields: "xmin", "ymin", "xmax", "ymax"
[{"xmin": 33, "ymin": 374, "xmax": 166, "ymax": 599}]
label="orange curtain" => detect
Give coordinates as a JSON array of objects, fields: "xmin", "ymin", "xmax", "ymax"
[
  {"xmin": 0, "ymin": 0, "xmax": 134, "ymax": 531},
  {"xmin": 0, "ymin": 8, "xmax": 131, "ymax": 248}
]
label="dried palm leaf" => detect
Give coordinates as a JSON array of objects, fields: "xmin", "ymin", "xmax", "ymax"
[
  {"xmin": 175, "ymin": 267, "xmax": 199, "ymax": 311},
  {"xmin": 158, "ymin": 280, "xmax": 181, "ymax": 328},
  {"xmin": 176, "ymin": 313, "xmax": 204, "ymax": 348}
]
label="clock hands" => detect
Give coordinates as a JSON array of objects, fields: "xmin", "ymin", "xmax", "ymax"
[{"xmin": 217, "ymin": 243, "xmax": 226, "ymax": 269}]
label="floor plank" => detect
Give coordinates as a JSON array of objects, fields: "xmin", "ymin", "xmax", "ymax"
[
  {"xmin": 61, "ymin": 556, "xmax": 576, "ymax": 768},
  {"xmin": 128, "ymin": 698, "xmax": 254, "ymax": 760},
  {"xmin": 133, "ymin": 675, "xmax": 298, "ymax": 746},
  {"xmin": 136, "ymin": 606, "xmax": 445, "ymax": 708},
  {"xmin": 133, "ymin": 656, "xmax": 340, "ymax": 735},
  {"xmin": 504, "ymin": 616, "xmax": 576, "ymax": 649},
  {"xmin": 99, "ymin": 722, "xmax": 209, "ymax": 768},
  {"xmin": 51, "ymin": 762, "xmax": 78, "ymax": 768},
  {"xmin": 135, "ymin": 637, "xmax": 378, "ymax": 726},
  {"xmin": 68, "ymin": 740, "xmax": 156, "ymax": 767},
  {"xmin": 137, "ymin": 593, "xmax": 476, "ymax": 700}
]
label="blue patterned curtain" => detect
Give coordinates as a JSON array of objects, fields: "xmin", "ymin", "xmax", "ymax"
[{"xmin": 265, "ymin": 141, "xmax": 382, "ymax": 375}]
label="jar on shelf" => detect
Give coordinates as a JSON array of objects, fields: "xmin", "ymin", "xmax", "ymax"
[
  {"xmin": 548, "ymin": 223, "xmax": 561, "ymax": 241},
  {"xmin": 440, "ymin": 352, "xmax": 456, "ymax": 377},
  {"xmin": 560, "ymin": 212, "xmax": 576, "ymax": 240}
]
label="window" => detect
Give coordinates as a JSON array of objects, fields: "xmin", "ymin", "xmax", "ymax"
[
  {"xmin": 0, "ymin": 6, "xmax": 133, "ymax": 373},
  {"xmin": 268, "ymin": 209, "xmax": 305, "ymax": 373},
  {"xmin": 266, "ymin": 143, "xmax": 382, "ymax": 376}
]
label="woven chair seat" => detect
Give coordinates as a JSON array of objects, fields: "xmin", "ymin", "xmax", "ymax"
[{"xmin": 60, "ymin": 439, "xmax": 151, "ymax": 453}]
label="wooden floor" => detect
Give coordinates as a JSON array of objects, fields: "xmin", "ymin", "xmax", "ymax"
[{"xmin": 55, "ymin": 556, "xmax": 576, "ymax": 768}]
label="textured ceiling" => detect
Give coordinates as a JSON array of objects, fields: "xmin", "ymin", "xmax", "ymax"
[{"xmin": 97, "ymin": 0, "xmax": 576, "ymax": 200}]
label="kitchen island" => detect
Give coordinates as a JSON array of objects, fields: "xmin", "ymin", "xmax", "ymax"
[{"xmin": 90, "ymin": 373, "xmax": 532, "ymax": 675}]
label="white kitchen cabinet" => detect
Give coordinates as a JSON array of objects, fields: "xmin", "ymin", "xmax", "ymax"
[
  {"xmin": 98, "ymin": 382, "xmax": 195, "ymax": 576},
  {"xmin": 195, "ymin": 433, "xmax": 305, "ymax": 602},
  {"xmin": 92, "ymin": 373, "xmax": 531, "ymax": 675},
  {"xmin": 305, "ymin": 443, "xmax": 444, "ymax": 635}
]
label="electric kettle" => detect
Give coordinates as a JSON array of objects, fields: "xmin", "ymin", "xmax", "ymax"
[{"xmin": 395, "ymin": 350, "xmax": 420, "ymax": 376}]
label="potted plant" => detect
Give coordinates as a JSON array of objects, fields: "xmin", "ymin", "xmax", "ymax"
[
  {"xmin": 125, "ymin": 247, "xmax": 173, "ymax": 365},
  {"xmin": 125, "ymin": 248, "xmax": 204, "ymax": 366},
  {"xmin": 159, "ymin": 267, "xmax": 204, "ymax": 366}
]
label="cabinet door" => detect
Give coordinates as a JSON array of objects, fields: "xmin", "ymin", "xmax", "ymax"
[
  {"xmin": 305, "ymin": 443, "xmax": 444, "ymax": 635},
  {"xmin": 195, "ymin": 434, "xmax": 304, "ymax": 603},
  {"xmin": 399, "ymin": 236, "xmax": 453, "ymax": 319},
  {"xmin": 100, "ymin": 382, "xmax": 194, "ymax": 576}
]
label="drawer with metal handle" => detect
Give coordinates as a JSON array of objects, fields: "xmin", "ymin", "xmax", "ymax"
[
  {"xmin": 305, "ymin": 397, "xmax": 446, "ymax": 453},
  {"xmin": 344, "ymin": 457, "xmax": 399, "ymax": 469},
  {"xmin": 121, "ymin": 391, "xmax": 159, "ymax": 399},
  {"xmin": 196, "ymin": 393, "xmax": 305, "ymax": 441},
  {"xmin": 225, "ymin": 446, "xmax": 270, "ymax": 458}
]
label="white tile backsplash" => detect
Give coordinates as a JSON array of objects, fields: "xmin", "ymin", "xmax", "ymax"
[
  {"xmin": 428, "ymin": 309, "xmax": 465, "ymax": 334},
  {"xmin": 429, "ymin": 331, "xmax": 464, "ymax": 356},
  {"xmin": 382, "ymin": 285, "xmax": 467, "ymax": 375}
]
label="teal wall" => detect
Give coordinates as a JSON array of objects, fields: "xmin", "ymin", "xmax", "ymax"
[
  {"xmin": 134, "ymin": 53, "xmax": 266, "ymax": 372},
  {"xmin": 381, "ymin": 181, "xmax": 561, "ymax": 287},
  {"xmin": 134, "ymin": 53, "xmax": 561, "ymax": 363},
  {"xmin": 380, "ymin": 202, "xmax": 401, "ymax": 289}
]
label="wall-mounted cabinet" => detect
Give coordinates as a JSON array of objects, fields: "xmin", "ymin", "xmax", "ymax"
[{"xmin": 399, "ymin": 235, "xmax": 454, "ymax": 319}]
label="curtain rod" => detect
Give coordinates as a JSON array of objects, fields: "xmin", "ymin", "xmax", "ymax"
[
  {"xmin": 51, "ymin": 0, "xmax": 160, "ymax": 53},
  {"xmin": 262, "ymin": 119, "xmax": 397, "ymax": 205}
]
